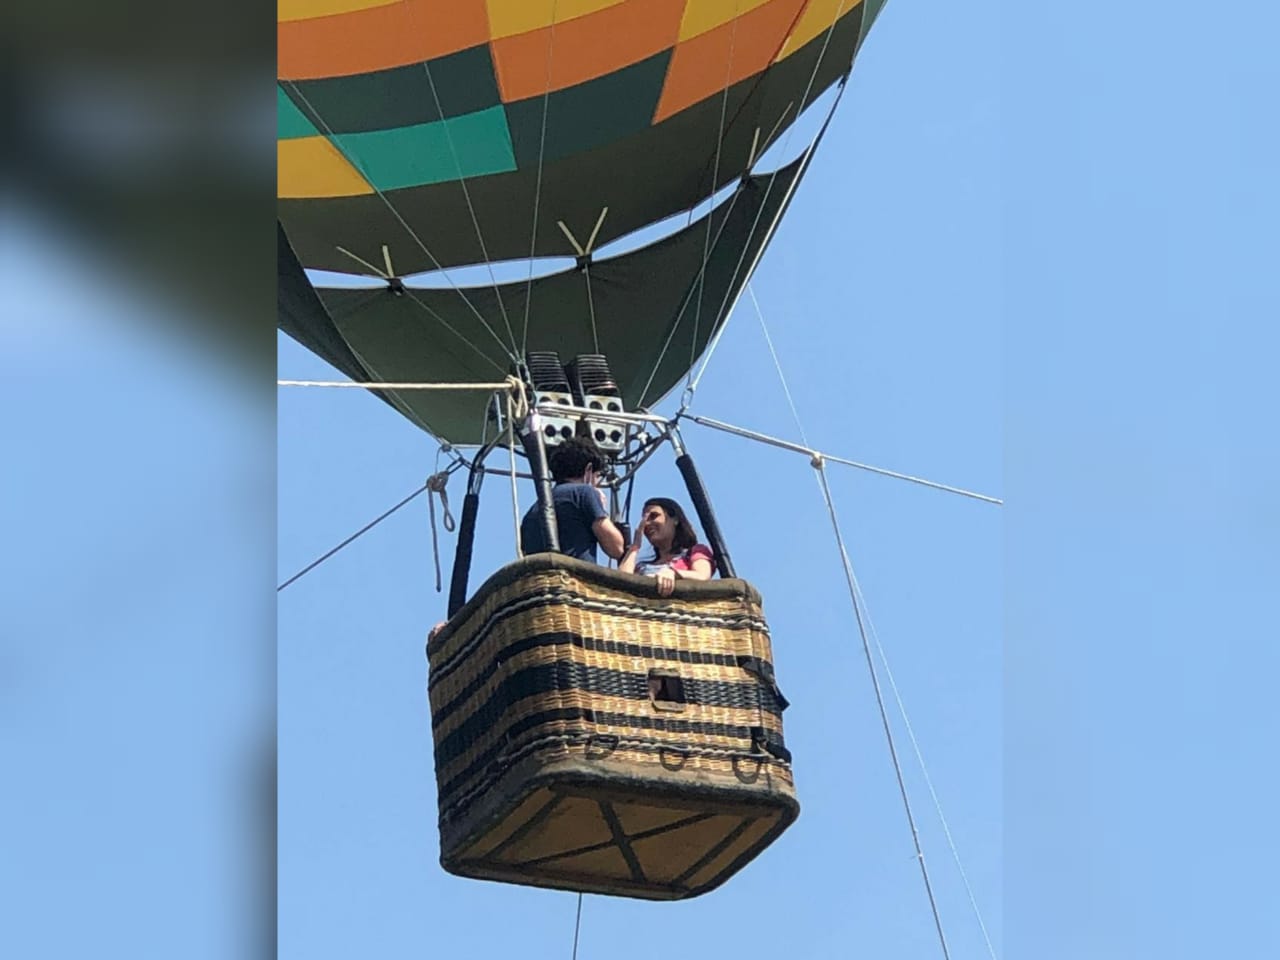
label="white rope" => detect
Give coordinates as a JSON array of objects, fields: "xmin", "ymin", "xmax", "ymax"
[
  {"xmin": 507, "ymin": 391, "xmax": 523, "ymax": 558},
  {"xmin": 811, "ymin": 457, "xmax": 952, "ymax": 960},
  {"xmin": 851, "ymin": 572, "xmax": 1002, "ymax": 960},
  {"xmin": 415, "ymin": 53, "xmax": 518, "ymax": 353},
  {"xmin": 678, "ymin": 2, "xmax": 853, "ymax": 407},
  {"xmin": 278, "ymin": 378, "xmax": 517, "ymax": 391},
  {"xmin": 743, "ymin": 273, "xmax": 1000, "ymax": 958},
  {"xmin": 685, "ymin": 414, "xmax": 1003, "ymax": 505},
  {"xmin": 584, "ymin": 267, "xmax": 600, "ymax": 354},
  {"xmin": 398, "ymin": 288, "xmax": 512, "ymax": 374},
  {"xmin": 686, "ymin": 2, "xmax": 745, "ymax": 370},
  {"xmin": 748, "ymin": 282, "xmax": 809, "ymax": 446},
  {"xmin": 426, "ymin": 468, "xmax": 456, "ymax": 593},
  {"xmin": 522, "ymin": 0, "xmax": 560, "ymax": 355}
]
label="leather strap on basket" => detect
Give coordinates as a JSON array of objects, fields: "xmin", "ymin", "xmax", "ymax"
[{"xmin": 738, "ymin": 656, "xmax": 790, "ymax": 711}]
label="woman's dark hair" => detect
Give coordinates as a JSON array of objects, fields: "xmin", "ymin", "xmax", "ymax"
[
  {"xmin": 644, "ymin": 497, "xmax": 699, "ymax": 555},
  {"xmin": 547, "ymin": 438, "xmax": 605, "ymax": 482}
]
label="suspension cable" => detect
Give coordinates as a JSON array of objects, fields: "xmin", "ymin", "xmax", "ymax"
[
  {"xmin": 282, "ymin": 81, "xmax": 520, "ymax": 363},
  {"xmin": 812, "ymin": 456, "xmax": 951, "ymax": 960},
  {"xmin": 748, "ymin": 283, "xmax": 809, "ymax": 446},
  {"xmin": 522, "ymin": 1, "xmax": 560, "ymax": 355},
  {"xmin": 683, "ymin": 71, "xmax": 853, "ymax": 407},
  {"xmin": 415, "ymin": 51, "xmax": 519, "ymax": 353},
  {"xmin": 686, "ymin": 5, "xmax": 744, "ymax": 373},
  {"xmin": 584, "ymin": 267, "xmax": 600, "ymax": 354},
  {"xmin": 678, "ymin": 2, "xmax": 853, "ymax": 404}
]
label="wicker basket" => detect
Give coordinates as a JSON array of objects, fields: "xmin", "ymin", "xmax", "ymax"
[{"xmin": 426, "ymin": 554, "xmax": 797, "ymax": 900}]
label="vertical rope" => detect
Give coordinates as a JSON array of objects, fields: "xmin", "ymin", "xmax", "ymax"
[
  {"xmin": 569, "ymin": 892, "xmax": 584, "ymax": 960},
  {"xmin": 522, "ymin": 0, "xmax": 559, "ymax": 355},
  {"xmin": 686, "ymin": 2, "xmax": 744, "ymax": 377},
  {"xmin": 508, "ymin": 392, "xmax": 523, "ymax": 557},
  {"xmin": 584, "ymin": 268, "xmax": 600, "ymax": 354},
  {"xmin": 811, "ymin": 457, "xmax": 952, "ymax": 960}
]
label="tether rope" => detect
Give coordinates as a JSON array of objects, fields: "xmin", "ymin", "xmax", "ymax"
[
  {"xmin": 812, "ymin": 456, "xmax": 952, "ymax": 960},
  {"xmin": 852, "ymin": 572, "xmax": 1002, "ymax": 960},
  {"xmin": 570, "ymin": 892, "xmax": 584, "ymax": 960},
  {"xmin": 277, "ymin": 482, "xmax": 431, "ymax": 592},
  {"xmin": 685, "ymin": 414, "xmax": 1002, "ymax": 505},
  {"xmin": 745, "ymin": 281, "xmax": 998, "ymax": 958}
]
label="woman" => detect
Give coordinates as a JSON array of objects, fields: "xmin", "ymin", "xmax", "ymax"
[{"xmin": 619, "ymin": 497, "xmax": 715, "ymax": 596}]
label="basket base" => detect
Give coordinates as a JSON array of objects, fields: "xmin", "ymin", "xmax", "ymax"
[{"xmin": 442, "ymin": 761, "xmax": 798, "ymax": 900}]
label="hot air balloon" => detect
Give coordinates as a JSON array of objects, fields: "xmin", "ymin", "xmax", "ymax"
[{"xmin": 279, "ymin": 0, "xmax": 886, "ymax": 900}]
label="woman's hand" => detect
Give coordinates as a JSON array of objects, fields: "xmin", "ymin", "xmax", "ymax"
[{"xmin": 655, "ymin": 565, "xmax": 676, "ymax": 597}]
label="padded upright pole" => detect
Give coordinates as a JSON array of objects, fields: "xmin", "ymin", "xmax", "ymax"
[
  {"xmin": 674, "ymin": 452, "xmax": 736, "ymax": 579},
  {"xmin": 522, "ymin": 412, "xmax": 560, "ymax": 554},
  {"xmin": 447, "ymin": 461, "xmax": 485, "ymax": 617}
]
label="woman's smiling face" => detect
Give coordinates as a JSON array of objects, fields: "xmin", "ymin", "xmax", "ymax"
[{"xmin": 641, "ymin": 503, "xmax": 674, "ymax": 548}]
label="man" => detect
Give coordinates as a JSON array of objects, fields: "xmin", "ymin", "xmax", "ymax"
[
  {"xmin": 520, "ymin": 438, "xmax": 625, "ymax": 563},
  {"xmin": 428, "ymin": 439, "xmax": 625, "ymax": 645}
]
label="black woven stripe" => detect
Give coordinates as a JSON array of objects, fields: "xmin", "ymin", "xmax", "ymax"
[
  {"xmin": 434, "ymin": 630, "xmax": 770, "ymax": 720},
  {"xmin": 434, "ymin": 660, "xmax": 783, "ymax": 760},
  {"xmin": 437, "ymin": 705, "xmax": 790, "ymax": 805},
  {"xmin": 430, "ymin": 585, "xmax": 767, "ymax": 688}
]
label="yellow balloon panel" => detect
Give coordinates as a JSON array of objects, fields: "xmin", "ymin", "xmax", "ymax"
[
  {"xmin": 278, "ymin": 137, "xmax": 374, "ymax": 199},
  {"xmin": 677, "ymin": 0, "xmax": 776, "ymax": 42},
  {"xmin": 776, "ymin": 0, "xmax": 864, "ymax": 60},
  {"xmin": 484, "ymin": 0, "xmax": 627, "ymax": 40},
  {"xmin": 277, "ymin": 0, "xmax": 401, "ymax": 24}
]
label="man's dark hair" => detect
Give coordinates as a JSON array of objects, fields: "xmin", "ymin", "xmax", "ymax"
[{"xmin": 547, "ymin": 438, "xmax": 605, "ymax": 483}]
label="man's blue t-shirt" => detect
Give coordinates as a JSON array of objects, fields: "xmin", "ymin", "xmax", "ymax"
[{"xmin": 520, "ymin": 482, "xmax": 608, "ymax": 562}]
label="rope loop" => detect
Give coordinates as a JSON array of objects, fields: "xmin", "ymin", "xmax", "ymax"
[
  {"xmin": 504, "ymin": 375, "xmax": 529, "ymax": 421},
  {"xmin": 679, "ymin": 385, "xmax": 696, "ymax": 413},
  {"xmin": 426, "ymin": 471, "xmax": 456, "ymax": 532}
]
